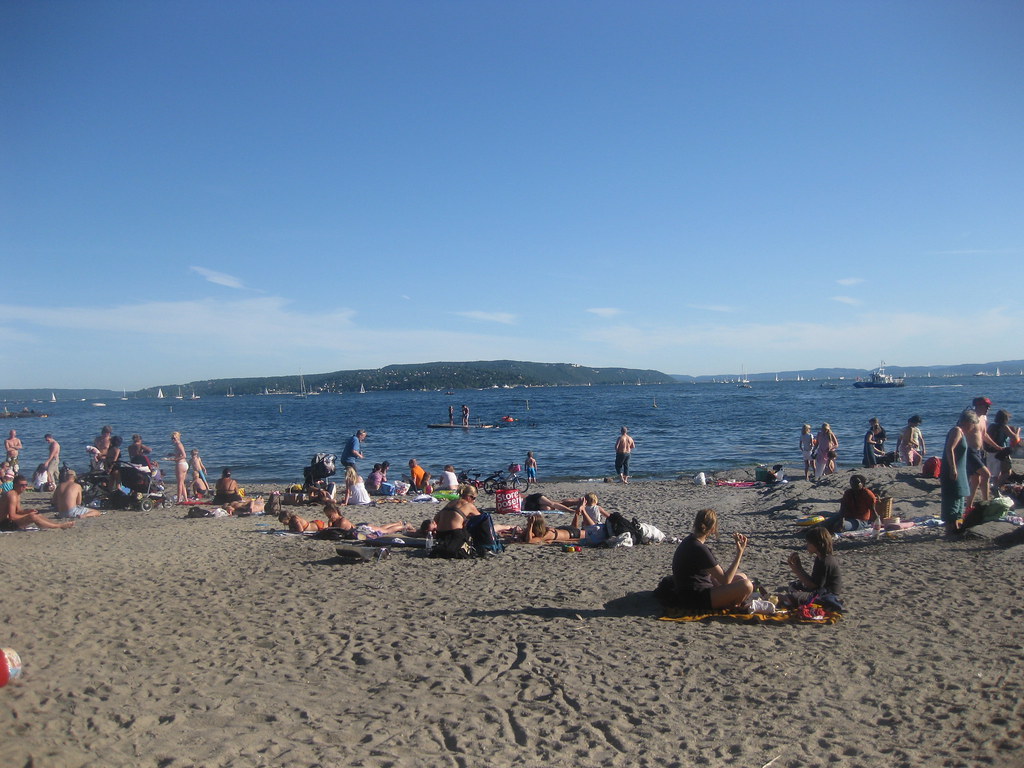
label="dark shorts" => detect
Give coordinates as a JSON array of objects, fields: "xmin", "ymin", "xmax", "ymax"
[
  {"xmin": 557, "ymin": 526, "xmax": 581, "ymax": 538},
  {"xmin": 966, "ymin": 448, "xmax": 986, "ymax": 475},
  {"xmin": 213, "ymin": 492, "xmax": 243, "ymax": 505},
  {"xmin": 677, "ymin": 588, "xmax": 713, "ymax": 611},
  {"xmin": 0, "ymin": 519, "xmax": 20, "ymax": 532}
]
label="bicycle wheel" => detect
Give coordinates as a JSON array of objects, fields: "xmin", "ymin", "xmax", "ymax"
[
  {"xmin": 482, "ymin": 479, "xmax": 498, "ymax": 495},
  {"xmin": 511, "ymin": 475, "xmax": 530, "ymax": 494}
]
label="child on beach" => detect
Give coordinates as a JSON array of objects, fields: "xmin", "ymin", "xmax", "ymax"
[
  {"xmin": 800, "ymin": 424, "xmax": 815, "ymax": 481},
  {"xmin": 525, "ymin": 452, "xmax": 538, "ymax": 484},
  {"xmin": 783, "ymin": 527, "xmax": 843, "ymax": 608}
]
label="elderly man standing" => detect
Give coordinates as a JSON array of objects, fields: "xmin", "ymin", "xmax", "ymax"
[
  {"xmin": 44, "ymin": 433, "xmax": 60, "ymax": 489},
  {"xmin": 341, "ymin": 429, "xmax": 367, "ymax": 472},
  {"xmin": 615, "ymin": 426, "xmax": 635, "ymax": 484},
  {"xmin": 5, "ymin": 429, "xmax": 22, "ymax": 473}
]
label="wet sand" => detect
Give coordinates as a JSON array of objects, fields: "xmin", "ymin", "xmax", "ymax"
[{"xmin": 1, "ymin": 467, "xmax": 1022, "ymax": 767}]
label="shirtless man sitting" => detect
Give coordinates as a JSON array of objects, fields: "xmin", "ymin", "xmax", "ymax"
[
  {"xmin": 432, "ymin": 484, "xmax": 481, "ymax": 557},
  {"xmin": 52, "ymin": 469, "xmax": 102, "ymax": 520},
  {"xmin": 1, "ymin": 475, "xmax": 74, "ymax": 530}
]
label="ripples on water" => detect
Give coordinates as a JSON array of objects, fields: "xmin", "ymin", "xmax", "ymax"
[{"xmin": 5, "ymin": 378, "xmax": 1021, "ymax": 484}]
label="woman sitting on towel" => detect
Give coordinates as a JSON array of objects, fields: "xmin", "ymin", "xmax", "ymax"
[
  {"xmin": 213, "ymin": 467, "xmax": 243, "ymax": 505},
  {"xmin": 784, "ymin": 527, "xmax": 843, "ymax": 607},
  {"xmin": 670, "ymin": 508, "xmax": 753, "ymax": 610},
  {"xmin": 431, "ymin": 484, "xmax": 481, "ymax": 558},
  {"xmin": 343, "ymin": 466, "xmax": 372, "ymax": 505},
  {"xmin": 825, "ymin": 474, "xmax": 877, "ymax": 533}
]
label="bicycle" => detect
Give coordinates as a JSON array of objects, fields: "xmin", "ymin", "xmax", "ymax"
[{"xmin": 480, "ymin": 463, "xmax": 531, "ymax": 495}]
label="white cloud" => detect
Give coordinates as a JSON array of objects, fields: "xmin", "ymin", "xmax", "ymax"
[
  {"xmin": 190, "ymin": 266, "xmax": 246, "ymax": 289},
  {"xmin": 453, "ymin": 311, "xmax": 517, "ymax": 325},
  {"xmin": 831, "ymin": 296, "xmax": 860, "ymax": 306},
  {"xmin": 835, "ymin": 277, "xmax": 864, "ymax": 286},
  {"xmin": 586, "ymin": 307, "xmax": 623, "ymax": 318}
]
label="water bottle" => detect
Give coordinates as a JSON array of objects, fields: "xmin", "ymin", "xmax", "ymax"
[{"xmin": 425, "ymin": 530, "xmax": 435, "ymax": 553}]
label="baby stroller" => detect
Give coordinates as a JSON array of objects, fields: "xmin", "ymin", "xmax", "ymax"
[
  {"xmin": 79, "ymin": 460, "xmax": 166, "ymax": 511},
  {"xmin": 302, "ymin": 453, "xmax": 337, "ymax": 499}
]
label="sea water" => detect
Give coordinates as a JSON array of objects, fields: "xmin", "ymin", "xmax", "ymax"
[{"xmin": 4, "ymin": 377, "xmax": 1020, "ymax": 484}]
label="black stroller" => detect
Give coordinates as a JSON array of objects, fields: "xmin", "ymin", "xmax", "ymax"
[
  {"xmin": 79, "ymin": 460, "xmax": 166, "ymax": 511},
  {"xmin": 302, "ymin": 453, "xmax": 337, "ymax": 499}
]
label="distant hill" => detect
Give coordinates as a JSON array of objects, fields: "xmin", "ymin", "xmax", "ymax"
[
  {"xmin": 672, "ymin": 360, "xmax": 1024, "ymax": 382},
  {"xmin": 134, "ymin": 360, "xmax": 675, "ymax": 397}
]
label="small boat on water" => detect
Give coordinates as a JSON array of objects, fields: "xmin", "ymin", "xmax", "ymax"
[
  {"xmin": 853, "ymin": 362, "xmax": 905, "ymax": 389},
  {"xmin": 157, "ymin": 388, "xmax": 165, "ymax": 399}
]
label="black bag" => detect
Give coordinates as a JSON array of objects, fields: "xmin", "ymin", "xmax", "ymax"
[
  {"xmin": 606, "ymin": 512, "xmax": 649, "ymax": 545},
  {"xmin": 431, "ymin": 528, "xmax": 474, "ymax": 559},
  {"xmin": 467, "ymin": 512, "xmax": 505, "ymax": 554}
]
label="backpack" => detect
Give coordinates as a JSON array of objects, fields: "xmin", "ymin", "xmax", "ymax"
[
  {"xmin": 606, "ymin": 512, "xmax": 649, "ymax": 545},
  {"xmin": 921, "ymin": 456, "xmax": 941, "ymax": 478},
  {"xmin": 466, "ymin": 512, "xmax": 505, "ymax": 554}
]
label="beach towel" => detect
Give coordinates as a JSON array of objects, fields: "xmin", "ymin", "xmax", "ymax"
[
  {"xmin": 715, "ymin": 481, "xmax": 758, "ymax": 488},
  {"xmin": 659, "ymin": 607, "xmax": 841, "ymax": 625}
]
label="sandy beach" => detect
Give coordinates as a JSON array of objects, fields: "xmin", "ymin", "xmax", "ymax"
[{"xmin": 2, "ymin": 467, "xmax": 1022, "ymax": 767}]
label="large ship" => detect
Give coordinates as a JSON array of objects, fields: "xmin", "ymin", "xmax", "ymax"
[{"xmin": 853, "ymin": 362, "xmax": 905, "ymax": 389}]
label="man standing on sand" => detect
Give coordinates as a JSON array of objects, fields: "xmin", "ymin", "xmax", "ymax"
[
  {"xmin": 51, "ymin": 469, "xmax": 101, "ymax": 520},
  {"xmin": 44, "ymin": 434, "xmax": 60, "ymax": 488},
  {"xmin": 341, "ymin": 429, "xmax": 366, "ymax": 472},
  {"xmin": 966, "ymin": 397, "xmax": 1002, "ymax": 508},
  {"xmin": 462, "ymin": 404, "xmax": 470, "ymax": 427},
  {"xmin": 615, "ymin": 426, "xmax": 635, "ymax": 484},
  {"xmin": 5, "ymin": 429, "xmax": 22, "ymax": 473},
  {"xmin": 0, "ymin": 475, "xmax": 74, "ymax": 530}
]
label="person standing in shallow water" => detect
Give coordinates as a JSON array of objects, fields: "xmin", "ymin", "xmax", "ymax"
[{"xmin": 615, "ymin": 426, "xmax": 635, "ymax": 483}]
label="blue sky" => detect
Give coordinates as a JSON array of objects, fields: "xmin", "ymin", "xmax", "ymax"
[{"xmin": 2, "ymin": 1, "xmax": 1022, "ymax": 389}]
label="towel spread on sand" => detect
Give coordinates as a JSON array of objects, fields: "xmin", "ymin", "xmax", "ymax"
[
  {"xmin": 659, "ymin": 607, "xmax": 841, "ymax": 625},
  {"xmin": 714, "ymin": 481, "xmax": 758, "ymax": 488}
]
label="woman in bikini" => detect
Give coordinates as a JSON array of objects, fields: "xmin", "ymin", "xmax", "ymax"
[
  {"xmin": 170, "ymin": 432, "xmax": 188, "ymax": 504},
  {"xmin": 523, "ymin": 513, "xmax": 583, "ymax": 544}
]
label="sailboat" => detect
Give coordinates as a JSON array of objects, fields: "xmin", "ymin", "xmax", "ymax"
[
  {"xmin": 49, "ymin": 392, "xmax": 57, "ymax": 403},
  {"xmin": 189, "ymin": 389, "xmax": 200, "ymax": 400},
  {"xmin": 359, "ymin": 383, "xmax": 366, "ymax": 394},
  {"xmin": 175, "ymin": 387, "xmax": 184, "ymax": 400},
  {"xmin": 157, "ymin": 388, "xmax": 165, "ymax": 399},
  {"xmin": 226, "ymin": 387, "xmax": 234, "ymax": 397},
  {"xmin": 120, "ymin": 388, "xmax": 128, "ymax": 401},
  {"xmin": 296, "ymin": 374, "xmax": 307, "ymax": 398}
]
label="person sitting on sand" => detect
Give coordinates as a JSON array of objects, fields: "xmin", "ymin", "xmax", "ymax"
[
  {"xmin": 431, "ymin": 484, "xmax": 480, "ymax": 558},
  {"xmin": 189, "ymin": 449, "xmax": 210, "ymax": 498},
  {"xmin": 437, "ymin": 465, "xmax": 459, "ymax": 491},
  {"xmin": 0, "ymin": 475, "xmax": 75, "ymax": 530},
  {"xmin": 520, "ymin": 492, "xmax": 581, "ymax": 514},
  {"xmin": 366, "ymin": 463, "xmax": 385, "ymax": 494},
  {"xmin": 51, "ymin": 469, "xmax": 102, "ymax": 520},
  {"xmin": 212, "ymin": 467, "xmax": 243, "ymax": 505},
  {"xmin": 523, "ymin": 513, "xmax": 583, "ymax": 544},
  {"xmin": 407, "ymin": 459, "xmax": 427, "ymax": 493},
  {"xmin": 343, "ymin": 466, "xmax": 372, "ymax": 505},
  {"xmin": 783, "ymin": 527, "xmax": 842, "ymax": 607},
  {"xmin": 1, "ymin": 461, "xmax": 14, "ymax": 492},
  {"xmin": 571, "ymin": 492, "xmax": 610, "ymax": 545},
  {"xmin": 670, "ymin": 508, "xmax": 753, "ymax": 610},
  {"xmin": 825, "ymin": 474, "xmax": 877, "ymax": 533}
]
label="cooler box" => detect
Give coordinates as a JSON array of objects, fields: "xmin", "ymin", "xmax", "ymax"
[
  {"xmin": 754, "ymin": 466, "xmax": 771, "ymax": 482},
  {"xmin": 494, "ymin": 488, "xmax": 522, "ymax": 514}
]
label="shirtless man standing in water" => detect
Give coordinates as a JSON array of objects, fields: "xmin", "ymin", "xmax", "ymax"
[
  {"xmin": 0, "ymin": 475, "xmax": 74, "ymax": 530},
  {"xmin": 615, "ymin": 426, "xmax": 635, "ymax": 484}
]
